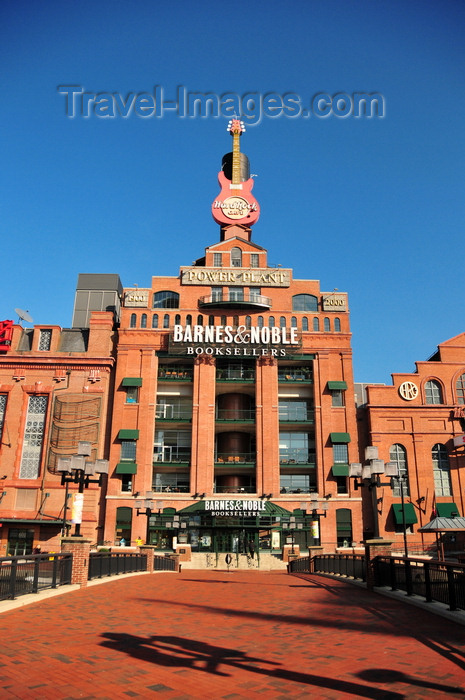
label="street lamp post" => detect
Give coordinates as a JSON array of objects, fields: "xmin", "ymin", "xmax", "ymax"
[
  {"xmin": 349, "ymin": 447, "xmax": 398, "ymax": 540},
  {"xmin": 56, "ymin": 441, "xmax": 109, "ymax": 537},
  {"xmin": 134, "ymin": 494, "xmax": 164, "ymax": 544},
  {"xmin": 389, "ymin": 468, "xmax": 409, "ymax": 558}
]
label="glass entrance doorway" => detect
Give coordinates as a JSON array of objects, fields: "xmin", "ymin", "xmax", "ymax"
[{"xmin": 214, "ymin": 529, "xmax": 257, "ymax": 553}]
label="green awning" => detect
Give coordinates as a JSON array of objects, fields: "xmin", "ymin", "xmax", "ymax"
[
  {"xmin": 392, "ymin": 503, "xmax": 418, "ymax": 525},
  {"xmin": 122, "ymin": 377, "xmax": 142, "ymax": 387},
  {"xmin": 330, "ymin": 432, "xmax": 351, "ymax": 443},
  {"xmin": 328, "ymin": 381, "xmax": 348, "ymax": 391},
  {"xmin": 436, "ymin": 502, "xmax": 460, "ymax": 518},
  {"xmin": 332, "ymin": 465, "xmax": 349, "ymax": 476},
  {"xmin": 118, "ymin": 429, "xmax": 139, "ymax": 440},
  {"xmin": 115, "ymin": 462, "xmax": 137, "ymax": 474}
]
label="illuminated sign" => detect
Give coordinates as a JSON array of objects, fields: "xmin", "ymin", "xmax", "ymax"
[{"xmin": 181, "ymin": 267, "xmax": 291, "ymax": 287}]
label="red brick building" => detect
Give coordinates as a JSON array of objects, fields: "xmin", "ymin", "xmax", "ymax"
[
  {"xmin": 103, "ymin": 121, "xmax": 362, "ymax": 561},
  {"xmin": 357, "ymin": 333, "xmax": 465, "ymax": 555},
  {"xmin": 0, "ymin": 311, "xmax": 116, "ymax": 554}
]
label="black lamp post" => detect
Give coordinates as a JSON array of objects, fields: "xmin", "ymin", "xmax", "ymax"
[
  {"xmin": 56, "ymin": 441, "xmax": 109, "ymax": 537},
  {"xmin": 388, "ymin": 464, "xmax": 409, "ymax": 558},
  {"xmin": 349, "ymin": 447, "xmax": 398, "ymax": 539},
  {"xmin": 303, "ymin": 498, "xmax": 329, "ymax": 546},
  {"xmin": 134, "ymin": 494, "xmax": 164, "ymax": 544}
]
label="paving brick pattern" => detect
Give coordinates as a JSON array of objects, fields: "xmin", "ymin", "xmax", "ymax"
[{"xmin": 1, "ymin": 571, "xmax": 464, "ymax": 699}]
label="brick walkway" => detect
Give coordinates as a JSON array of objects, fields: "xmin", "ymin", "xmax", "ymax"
[{"xmin": 1, "ymin": 570, "xmax": 464, "ymax": 699}]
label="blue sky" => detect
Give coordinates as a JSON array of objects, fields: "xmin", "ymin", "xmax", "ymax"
[{"xmin": 1, "ymin": 0, "xmax": 464, "ymax": 383}]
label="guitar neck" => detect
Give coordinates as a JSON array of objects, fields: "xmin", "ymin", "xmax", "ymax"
[{"xmin": 231, "ymin": 131, "xmax": 242, "ymax": 185}]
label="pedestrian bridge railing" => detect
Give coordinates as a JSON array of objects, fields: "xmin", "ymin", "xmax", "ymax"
[
  {"xmin": 88, "ymin": 552, "xmax": 148, "ymax": 579},
  {"xmin": 0, "ymin": 553, "xmax": 73, "ymax": 601},
  {"xmin": 374, "ymin": 556, "xmax": 465, "ymax": 612},
  {"xmin": 288, "ymin": 553, "xmax": 465, "ymax": 612}
]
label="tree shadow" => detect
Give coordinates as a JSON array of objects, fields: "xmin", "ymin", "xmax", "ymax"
[
  {"xmin": 358, "ymin": 669, "xmax": 465, "ymax": 696},
  {"xmin": 100, "ymin": 632, "xmax": 404, "ymax": 699}
]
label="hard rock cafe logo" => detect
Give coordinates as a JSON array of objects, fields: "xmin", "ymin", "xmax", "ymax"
[{"xmin": 213, "ymin": 196, "xmax": 258, "ymax": 220}]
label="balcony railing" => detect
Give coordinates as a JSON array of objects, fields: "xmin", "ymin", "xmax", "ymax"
[
  {"xmin": 216, "ymin": 408, "xmax": 255, "ymax": 422},
  {"xmin": 278, "ymin": 368, "xmax": 313, "ymax": 382},
  {"xmin": 279, "ymin": 450, "xmax": 316, "ymax": 465},
  {"xmin": 215, "ymin": 453, "xmax": 256, "ymax": 464},
  {"xmin": 153, "ymin": 448, "xmax": 191, "ymax": 463},
  {"xmin": 158, "ymin": 367, "xmax": 193, "ymax": 381},
  {"xmin": 216, "ymin": 367, "xmax": 255, "ymax": 381},
  {"xmin": 199, "ymin": 291, "xmax": 272, "ymax": 309},
  {"xmin": 214, "ymin": 486, "xmax": 256, "ymax": 494},
  {"xmin": 278, "ymin": 408, "xmax": 314, "ymax": 422},
  {"xmin": 156, "ymin": 404, "xmax": 192, "ymax": 420}
]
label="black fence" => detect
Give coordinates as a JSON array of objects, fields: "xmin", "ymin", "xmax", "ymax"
[
  {"xmin": 374, "ymin": 556, "xmax": 465, "ymax": 611},
  {"xmin": 88, "ymin": 552, "xmax": 148, "ymax": 580},
  {"xmin": 288, "ymin": 554, "xmax": 366, "ymax": 581},
  {"xmin": 154, "ymin": 554, "xmax": 176, "ymax": 571},
  {"xmin": 0, "ymin": 553, "xmax": 73, "ymax": 601}
]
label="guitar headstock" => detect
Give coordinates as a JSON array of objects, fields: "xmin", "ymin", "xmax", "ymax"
[{"xmin": 227, "ymin": 118, "xmax": 245, "ymax": 135}]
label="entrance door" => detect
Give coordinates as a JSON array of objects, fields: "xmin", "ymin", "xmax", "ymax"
[{"xmin": 215, "ymin": 529, "xmax": 255, "ymax": 553}]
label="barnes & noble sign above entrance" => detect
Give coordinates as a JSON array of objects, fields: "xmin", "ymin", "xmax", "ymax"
[{"xmin": 169, "ymin": 324, "xmax": 301, "ymax": 357}]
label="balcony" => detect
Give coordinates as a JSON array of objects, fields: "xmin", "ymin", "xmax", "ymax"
[
  {"xmin": 216, "ymin": 366, "xmax": 255, "ymax": 382},
  {"xmin": 216, "ymin": 408, "xmax": 255, "ymax": 422},
  {"xmin": 153, "ymin": 448, "xmax": 191, "ymax": 464},
  {"xmin": 279, "ymin": 449, "xmax": 316, "ymax": 466},
  {"xmin": 158, "ymin": 366, "xmax": 193, "ymax": 381},
  {"xmin": 215, "ymin": 452, "xmax": 256, "ymax": 465},
  {"xmin": 278, "ymin": 408, "xmax": 314, "ymax": 423},
  {"xmin": 198, "ymin": 291, "xmax": 272, "ymax": 310},
  {"xmin": 156, "ymin": 404, "xmax": 192, "ymax": 421},
  {"xmin": 278, "ymin": 367, "xmax": 313, "ymax": 383}
]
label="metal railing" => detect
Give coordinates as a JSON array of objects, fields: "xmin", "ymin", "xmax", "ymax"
[
  {"xmin": 288, "ymin": 553, "xmax": 366, "ymax": 581},
  {"xmin": 215, "ymin": 453, "xmax": 256, "ymax": 464},
  {"xmin": 374, "ymin": 556, "xmax": 465, "ymax": 611},
  {"xmin": 0, "ymin": 553, "xmax": 73, "ymax": 601},
  {"xmin": 88, "ymin": 552, "xmax": 148, "ymax": 580},
  {"xmin": 154, "ymin": 555, "xmax": 176, "ymax": 571},
  {"xmin": 216, "ymin": 408, "xmax": 255, "ymax": 421}
]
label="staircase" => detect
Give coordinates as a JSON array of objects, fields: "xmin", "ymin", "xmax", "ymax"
[{"xmin": 180, "ymin": 552, "xmax": 288, "ymax": 571}]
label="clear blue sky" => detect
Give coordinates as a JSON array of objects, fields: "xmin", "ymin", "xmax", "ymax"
[{"xmin": 2, "ymin": 0, "xmax": 464, "ymax": 383}]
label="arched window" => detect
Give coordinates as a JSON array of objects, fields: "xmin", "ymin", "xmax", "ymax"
[
  {"xmin": 163, "ymin": 314, "xmax": 170, "ymax": 329},
  {"xmin": 245, "ymin": 316, "xmax": 251, "ymax": 328},
  {"xmin": 280, "ymin": 316, "xmax": 286, "ymax": 328},
  {"xmin": 197, "ymin": 314, "xmax": 203, "ymax": 325},
  {"xmin": 456, "ymin": 373, "xmax": 465, "ymax": 404},
  {"xmin": 432, "ymin": 443, "xmax": 452, "ymax": 496},
  {"xmin": 233, "ymin": 315, "xmax": 239, "ymax": 327},
  {"xmin": 221, "ymin": 316, "xmax": 227, "ymax": 325},
  {"xmin": 116, "ymin": 506, "xmax": 132, "ymax": 544},
  {"xmin": 153, "ymin": 291, "xmax": 179, "ymax": 308},
  {"xmin": 389, "ymin": 444, "xmax": 410, "ymax": 496},
  {"xmin": 324, "ymin": 317, "xmax": 330, "ymax": 332},
  {"xmin": 291, "ymin": 316, "xmax": 297, "ymax": 328},
  {"xmin": 175, "ymin": 314, "xmax": 181, "ymax": 325},
  {"xmin": 302, "ymin": 317, "xmax": 308, "ymax": 331},
  {"xmin": 257, "ymin": 316, "xmax": 264, "ymax": 328},
  {"xmin": 208, "ymin": 315, "xmax": 214, "ymax": 326},
  {"xmin": 152, "ymin": 314, "xmax": 158, "ymax": 329},
  {"xmin": 269, "ymin": 316, "xmax": 275, "ymax": 327},
  {"xmin": 141, "ymin": 314, "xmax": 147, "ymax": 328},
  {"xmin": 313, "ymin": 318, "xmax": 319, "ymax": 332},
  {"xmin": 334, "ymin": 318, "xmax": 341, "ymax": 332},
  {"xmin": 425, "ymin": 380, "xmax": 443, "ymax": 404},
  {"xmin": 130, "ymin": 314, "xmax": 137, "ymax": 328},
  {"xmin": 292, "ymin": 294, "xmax": 318, "ymax": 312},
  {"xmin": 336, "ymin": 509, "xmax": 352, "ymax": 547},
  {"xmin": 231, "ymin": 247, "xmax": 242, "ymax": 267},
  {"xmin": 186, "ymin": 314, "xmax": 192, "ymax": 326}
]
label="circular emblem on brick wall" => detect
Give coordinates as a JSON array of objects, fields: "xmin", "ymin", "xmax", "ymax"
[{"xmin": 399, "ymin": 381, "xmax": 418, "ymax": 400}]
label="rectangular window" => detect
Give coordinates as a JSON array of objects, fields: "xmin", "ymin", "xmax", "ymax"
[
  {"xmin": 250, "ymin": 254, "xmax": 259, "ymax": 268},
  {"xmin": 249, "ymin": 287, "xmax": 261, "ymax": 301},
  {"xmin": 333, "ymin": 444, "xmax": 348, "ymax": 464},
  {"xmin": 121, "ymin": 474, "xmax": 133, "ymax": 492},
  {"xmin": 331, "ymin": 390, "xmax": 344, "ymax": 407},
  {"xmin": 213, "ymin": 253, "xmax": 222, "ymax": 267},
  {"xmin": 19, "ymin": 396, "xmax": 48, "ymax": 479},
  {"xmin": 125, "ymin": 386, "xmax": 139, "ymax": 404},
  {"xmin": 154, "ymin": 430, "xmax": 191, "ymax": 462},
  {"xmin": 38, "ymin": 329, "xmax": 52, "ymax": 351},
  {"xmin": 0, "ymin": 394, "xmax": 7, "ymax": 441},
  {"xmin": 229, "ymin": 287, "xmax": 244, "ymax": 302},
  {"xmin": 279, "ymin": 432, "xmax": 314, "ymax": 464},
  {"xmin": 211, "ymin": 286, "xmax": 223, "ymax": 302},
  {"xmin": 121, "ymin": 440, "xmax": 136, "ymax": 461}
]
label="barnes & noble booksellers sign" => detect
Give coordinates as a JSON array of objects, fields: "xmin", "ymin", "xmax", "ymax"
[{"xmin": 169, "ymin": 324, "xmax": 301, "ymax": 357}]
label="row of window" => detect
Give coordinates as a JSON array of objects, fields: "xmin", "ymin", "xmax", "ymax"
[
  {"xmin": 423, "ymin": 377, "xmax": 465, "ymax": 405},
  {"xmin": 130, "ymin": 312, "xmax": 341, "ymax": 332},
  {"xmin": 151, "ymin": 291, "xmax": 321, "ymax": 312},
  {"xmin": 389, "ymin": 443, "xmax": 452, "ymax": 496}
]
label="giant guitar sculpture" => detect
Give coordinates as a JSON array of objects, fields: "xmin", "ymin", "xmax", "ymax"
[{"xmin": 211, "ymin": 119, "xmax": 260, "ymax": 227}]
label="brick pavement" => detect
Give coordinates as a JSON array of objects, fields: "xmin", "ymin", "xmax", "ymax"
[{"xmin": 0, "ymin": 570, "xmax": 464, "ymax": 699}]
